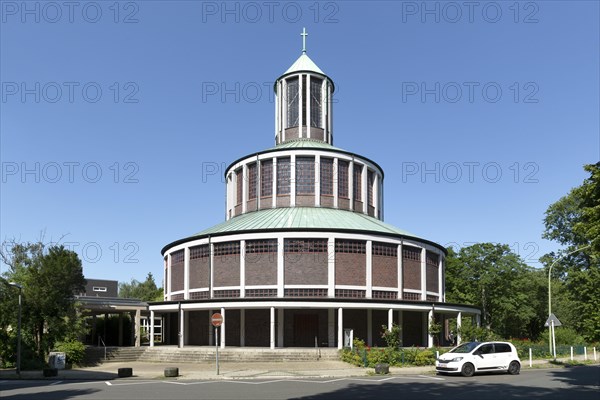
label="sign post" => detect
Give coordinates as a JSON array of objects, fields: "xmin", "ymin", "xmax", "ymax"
[
  {"xmin": 544, "ymin": 313, "xmax": 562, "ymax": 360},
  {"xmin": 211, "ymin": 313, "xmax": 223, "ymax": 375}
]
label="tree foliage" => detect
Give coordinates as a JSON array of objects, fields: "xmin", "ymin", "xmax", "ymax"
[
  {"xmin": 0, "ymin": 240, "xmax": 86, "ymax": 365},
  {"xmin": 542, "ymin": 162, "xmax": 600, "ymax": 342},
  {"xmin": 118, "ymin": 273, "xmax": 163, "ymax": 302}
]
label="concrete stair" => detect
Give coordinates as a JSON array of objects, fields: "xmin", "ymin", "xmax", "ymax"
[{"xmin": 83, "ymin": 347, "xmax": 147, "ymax": 365}]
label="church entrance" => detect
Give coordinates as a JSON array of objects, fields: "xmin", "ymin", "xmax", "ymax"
[{"xmin": 293, "ymin": 313, "xmax": 319, "ymax": 347}]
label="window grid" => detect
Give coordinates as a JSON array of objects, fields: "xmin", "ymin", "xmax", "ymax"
[
  {"xmin": 261, "ymin": 159, "xmax": 273, "ymax": 197},
  {"xmin": 302, "ymin": 75, "xmax": 307, "ymax": 127},
  {"xmin": 190, "ymin": 245, "xmax": 209, "ymax": 260},
  {"xmin": 426, "ymin": 252, "xmax": 439, "ymax": 267},
  {"xmin": 277, "ymin": 158, "xmax": 291, "ymax": 195},
  {"xmin": 189, "ymin": 291, "xmax": 209, "ymax": 300},
  {"xmin": 172, "ymin": 250, "xmax": 184, "ymax": 264},
  {"xmin": 320, "ymin": 158, "xmax": 334, "ymax": 196},
  {"xmin": 213, "ymin": 290, "xmax": 240, "ymax": 298},
  {"xmin": 373, "ymin": 243, "xmax": 398, "ymax": 257},
  {"xmin": 335, "ymin": 240, "xmax": 366, "ymax": 254},
  {"xmin": 171, "ymin": 293, "xmax": 184, "ymax": 301},
  {"xmin": 236, "ymin": 168, "xmax": 243, "ymax": 205},
  {"xmin": 373, "ymin": 290, "xmax": 398, "ymax": 299},
  {"xmin": 335, "ymin": 289, "xmax": 366, "ymax": 298},
  {"xmin": 310, "ymin": 78, "xmax": 322, "ymax": 128},
  {"xmin": 284, "ymin": 239, "xmax": 328, "ymax": 253},
  {"xmin": 213, "ymin": 242, "xmax": 240, "ymax": 256},
  {"xmin": 248, "ymin": 163, "xmax": 257, "ymax": 200},
  {"xmin": 403, "ymin": 292, "xmax": 421, "ymax": 301},
  {"xmin": 367, "ymin": 170, "xmax": 375, "ymax": 207},
  {"xmin": 296, "ymin": 157, "xmax": 315, "ymax": 194},
  {"xmin": 338, "ymin": 160, "xmax": 349, "ymax": 198},
  {"xmin": 402, "ymin": 246, "xmax": 421, "ymax": 261},
  {"xmin": 426, "ymin": 295, "xmax": 439, "ymax": 302},
  {"xmin": 245, "ymin": 239, "xmax": 278, "ymax": 254},
  {"xmin": 286, "ymin": 77, "xmax": 299, "ymax": 128},
  {"xmin": 245, "ymin": 289, "xmax": 278, "ymax": 297},
  {"xmin": 353, "ymin": 164, "xmax": 362, "ymax": 200},
  {"xmin": 284, "ymin": 288, "xmax": 328, "ymax": 297}
]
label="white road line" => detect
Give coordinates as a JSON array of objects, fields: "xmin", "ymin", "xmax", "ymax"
[
  {"xmin": 49, "ymin": 381, "xmax": 63, "ymax": 386},
  {"xmin": 105, "ymin": 381, "xmax": 112, "ymax": 386}
]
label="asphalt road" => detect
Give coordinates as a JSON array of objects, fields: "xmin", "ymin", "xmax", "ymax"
[{"xmin": 1, "ymin": 366, "xmax": 598, "ymax": 400}]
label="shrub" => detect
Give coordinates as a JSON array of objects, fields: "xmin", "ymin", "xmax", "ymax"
[{"xmin": 54, "ymin": 340, "xmax": 86, "ymax": 366}]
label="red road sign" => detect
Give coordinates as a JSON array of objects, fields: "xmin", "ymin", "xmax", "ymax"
[{"xmin": 211, "ymin": 313, "xmax": 223, "ymax": 327}]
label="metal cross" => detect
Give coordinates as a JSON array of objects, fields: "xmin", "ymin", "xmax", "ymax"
[{"xmin": 301, "ymin": 27, "xmax": 308, "ymax": 53}]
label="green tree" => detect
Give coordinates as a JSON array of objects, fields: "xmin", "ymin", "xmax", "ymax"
[
  {"xmin": 446, "ymin": 243, "xmax": 546, "ymax": 339},
  {"xmin": 119, "ymin": 272, "xmax": 163, "ymax": 301},
  {"xmin": 542, "ymin": 163, "xmax": 600, "ymax": 342},
  {"xmin": 1, "ymin": 241, "xmax": 86, "ymax": 363}
]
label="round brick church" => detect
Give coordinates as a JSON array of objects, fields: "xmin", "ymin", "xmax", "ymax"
[{"xmin": 149, "ymin": 37, "xmax": 480, "ymax": 349}]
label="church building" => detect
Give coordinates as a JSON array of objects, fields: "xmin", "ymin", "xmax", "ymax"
[{"xmin": 149, "ymin": 32, "xmax": 480, "ymax": 349}]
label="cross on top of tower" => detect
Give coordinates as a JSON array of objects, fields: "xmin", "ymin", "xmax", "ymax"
[{"xmin": 301, "ymin": 27, "xmax": 308, "ymax": 53}]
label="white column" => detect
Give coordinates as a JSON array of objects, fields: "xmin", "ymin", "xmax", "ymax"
[
  {"xmin": 327, "ymin": 237, "xmax": 335, "ymax": 297},
  {"xmin": 306, "ymin": 74, "xmax": 311, "ymax": 139},
  {"xmin": 315, "ymin": 154, "xmax": 320, "ymax": 206},
  {"xmin": 272, "ymin": 158, "xmax": 277, "ymax": 207},
  {"xmin": 373, "ymin": 173, "xmax": 379, "ymax": 218},
  {"xmin": 135, "ymin": 309, "xmax": 141, "ymax": 347},
  {"xmin": 220, "ymin": 307, "xmax": 226, "ymax": 349},
  {"xmin": 366, "ymin": 241, "xmax": 373, "ymax": 298},
  {"xmin": 427, "ymin": 309, "xmax": 434, "ymax": 348},
  {"xmin": 298, "ymin": 74, "xmax": 303, "ymax": 138},
  {"xmin": 367, "ymin": 309, "xmax": 373, "ymax": 346},
  {"xmin": 421, "ymin": 248, "xmax": 427, "ymax": 300},
  {"xmin": 348, "ymin": 161, "xmax": 354, "ymax": 211},
  {"xmin": 275, "ymin": 81, "xmax": 279, "ymax": 142},
  {"xmin": 328, "ymin": 309, "xmax": 335, "ymax": 347},
  {"xmin": 379, "ymin": 177, "xmax": 384, "ymax": 220},
  {"xmin": 209, "ymin": 243, "xmax": 214, "ymax": 298},
  {"xmin": 361, "ymin": 165, "xmax": 368, "ymax": 213},
  {"xmin": 277, "ymin": 308, "xmax": 284, "ymax": 347},
  {"xmin": 179, "ymin": 308, "xmax": 184, "ymax": 348},
  {"xmin": 290, "ymin": 154, "xmax": 296, "ymax": 206},
  {"xmin": 277, "ymin": 238, "xmax": 285, "ymax": 297},
  {"xmin": 240, "ymin": 309, "xmax": 245, "ymax": 346},
  {"xmin": 167, "ymin": 254, "xmax": 172, "ymax": 300},
  {"xmin": 333, "ymin": 158, "xmax": 339, "ymax": 208},
  {"xmin": 337, "ymin": 308, "xmax": 343, "ymax": 350},
  {"xmin": 150, "ymin": 310, "xmax": 155, "ymax": 347},
  {"xmin": 270, "ymin": 307, "xmax": 276, "ymax": 349},
  {"xmin": 457, "ymin": 312, "xmax": 462, "ymax": 345},
  {"xmin": 438, "ymin": 252, "xmax": 443, "ymax": 301},
  {"xmin": 388, "ymin": 309, "xmax": 394, "ymax": 331},
  {"xmin": 242, "ymin": 164, "xmax": 248, "ymax": 213},
  {"xmin": 397, "ymin": 243, "xmax": 403, "ymax": 299},
  {"xmin": 184, "ymin": 247, "xmax": 190, "ymax": 299},
  {"xmin": 281, "ymin": 80, "xmax": 287, "ymax": 141},
  {"xmin": 240, "ymin": 240, "xmax": 246, "ymax": 298}
]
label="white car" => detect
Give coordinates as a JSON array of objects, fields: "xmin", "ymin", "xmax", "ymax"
[{"xmin": 436, "ymin": 341, "xmax": 521, "ymax": 377}]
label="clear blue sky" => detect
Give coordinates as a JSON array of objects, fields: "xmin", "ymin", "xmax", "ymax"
[{"xmin": 1, "ymin": 1, "xmax": 598, "ymax": 285}]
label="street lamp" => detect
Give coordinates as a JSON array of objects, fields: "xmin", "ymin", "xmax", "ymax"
[
  {"xmin": 8, "ymin": 282, "xmax": 22, "ymax": 376},
  {"xmin": 547, "ymin": 244, "xmax": 591, "ymax": 356}
]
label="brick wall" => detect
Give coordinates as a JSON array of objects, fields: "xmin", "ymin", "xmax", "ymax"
[
  {"xmin": 284, "ymin": 251, "xmax": 328, "ymax": 285},
  {"xmin": 372, "ymin": 254, "xmax": 397, "ymax": 288},
  {"xmin": 213, "ymin": 254, "xmax": 240, "ymax": 287},
  {"xmin": 245, "ymin": 252, "xmax": 278, "ymax": 286},
  {"xmin": 426, "ymin": 265, "xmax": 439, "ymax": 293},
  {"xmin": 189, "ymin": 258, "xmax": 209, "ymax": 289},
  {"xmin": 335, "ymin": 253, "xmax": 366, "ymax": 285},
  {"xmin": 171, "ymin": 262, "xmax": 184, "ymax": 292},
  {"xmin": 403, "ymin": 259, "xmax": 421, "ymax": 290},
  {"xmin": 296, "ymin": 194, "xmax": 315, "ymax": 206}
]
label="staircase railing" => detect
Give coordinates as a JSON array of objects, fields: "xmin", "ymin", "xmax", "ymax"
[{"xmin": 98, "ymin": 336, "xmax": 107, "ymax": 361}]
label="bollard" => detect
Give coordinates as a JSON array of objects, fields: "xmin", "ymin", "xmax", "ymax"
[
  {"xmin": 594, "ymin": 347, "xmax": 597, "ymax": 361},
  {"xmin": 164, "ymin": 367, "xmax": 179, "ymax": 377},
  {"xmin": 436, "ymin": 350, "xmax": 439, "ymax": 360},
  {"xmin": 584, "ymin": 347, "xmax": 587, "ymax": 360},
  {"xmin": 529, "ymin": 348, "xmax": 532, "ymax": 368},
  {"xmin": 571, "ymin": 347, "xmax": 573, "ymax": 361},
  {"xmin": 117, "ymin": 368, "xmax": 133, "ymax": 378}
]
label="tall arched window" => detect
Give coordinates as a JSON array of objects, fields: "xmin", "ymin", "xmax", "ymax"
[{"xmin": 286, "ymin": 77, "xmax": 299, "ymax": 128}]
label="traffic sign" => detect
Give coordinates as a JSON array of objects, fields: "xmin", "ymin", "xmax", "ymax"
[
  {"xmin": 544, "ymin": 313, "xmax": 562, "ymax": 327},
  {"xmin": 211, "ymin": 313, "xmax": 223, "ymax": 327}
]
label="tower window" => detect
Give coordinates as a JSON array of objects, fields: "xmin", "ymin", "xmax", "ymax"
[
  {"xmin": 235, "ymin": 168, "xmax": 243, "ymax": 205},
  {"xmin": 338, "ymin": 160, "xmax": 349, "ymax": 198},
  {"xmin": 353, "ymin": 164, "xmax": 362, "ymax": 200},
  {"xmin": 248, "ymin": 163, "xmax": 257, "ymax": 200},
  {"xmin": 302, "ymin": 75, "xmax": 307, "ymax": 127},
  {"xmin": 320, "ymin": 158, "xmax": 333, "ymax": 195},
  {"xmin": 261, "ymin": 159, "xmax": 273, "ymax": 197},
  {"xmin": 310, "ymin": 78, "xmax": 322, "ymax": 128},
  {"xmin": 367, "ymin": 170, "xmax": 375, "ymax": 207},
  {"xmin": 277, "ymin": 157, "xmax": 291, "ymax": 195},
  {"xmin": 296, "ymin": 156, "xmax": 315, "ymax": 194},
  {"xmin": 286, "ymin": 77, "xmax": 299, "ymax": 128}
]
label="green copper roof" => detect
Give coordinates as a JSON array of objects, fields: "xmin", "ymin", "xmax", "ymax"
[
  {"xmin": 270, "ymin": 139, "xmax": 342, "ymax": 151},
  {"xmin": 194, "ymin": 207, "xmax": 416, "ymax": 237}
]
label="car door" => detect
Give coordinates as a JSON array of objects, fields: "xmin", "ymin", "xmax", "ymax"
[
  {"xmin": 473, "ymin": 343, "xmax": 496, "ymax": 370},
  {"xmin": 493, "ymin": 343, "xmax": 513, "ymax": 368}
]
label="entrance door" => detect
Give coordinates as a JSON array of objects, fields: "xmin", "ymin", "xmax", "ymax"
[{"xmin": 293, "ymin": 314, "xmax": 318, "ymax": 347}]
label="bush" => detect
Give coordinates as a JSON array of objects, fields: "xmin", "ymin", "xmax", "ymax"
[
  {"xmin": 54, "ymin": 340, "xmax": 86, "ymax": 366},
  {"xmin": 414, "ymin": 349, "xmax": 436, "ymax": 366}
]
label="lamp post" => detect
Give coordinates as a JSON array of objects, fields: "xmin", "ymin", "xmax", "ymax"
[
  {"xmin": 547, "ymin": 244, "xmax": 591, "ymax": 355},
  {"xmin": 8, "ymin": 282, "xmax": 22, "ymax": 376}
]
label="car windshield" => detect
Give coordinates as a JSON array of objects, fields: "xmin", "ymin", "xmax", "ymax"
[{"xmin": 449, "ymin": 342, "xmax": 480, "ymax": 353}]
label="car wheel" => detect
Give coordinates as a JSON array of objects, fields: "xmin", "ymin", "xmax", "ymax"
[
  {"xmin": 508, "ymin": 361, "xmax": 520, "ymax": 375},
  {"xmin": 461, "ymin": 363, "xmax": 475, "ymax": 377}
]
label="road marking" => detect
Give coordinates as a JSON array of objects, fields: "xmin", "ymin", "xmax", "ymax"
[
  {"xmin": 105, "ymin": 381, "xmax": 112, "ymax": 386},
  {"xmin": 49, "ymin": 381, "xmax": 63, "ymax": 386}
]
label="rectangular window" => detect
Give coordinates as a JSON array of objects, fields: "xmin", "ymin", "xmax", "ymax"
[
  {"xmin": 302, "ymin": 75, "xmax": 307, "ymax": 127},
  {"xmin": 93, "ymin": 286, "xmax": 107, "ymax": 292},
  {"xmin": 286, "ymin": 77, "xmax": 299, "ymax": 128},
  {"xmin": 338, "ymin": 160, "xmax": 349, "ymax": 198},
  {"xmin": 367, "ymin": 170, "xmax": 375, "ymax": 207},
  {"xmin": 284, "ymin": 239, "xmax": 327, "ymax": 253},
  {"xmin": 296, "ymin": 156, "xmax": 315, "ymax": 194},
  {"xmin": 261, "ymin": 159, "xmax": 273, "ymax": 197},
  {"xmin": 335, "ymin": 240, "xmax": 366, "ymax": 254},
  {"xmin": 248, "ymin": 163, "xmax": 257, "ymax": 200},
  {"xmin": 236, "ymin": 168, "xmax": 243, "ymax": 205},
  {"xmin": 353, "ymin": 164, "xmax": 362, "ymax": 200},
  {"xmin": 310, "ymin": 78, "xmax": 322, "ymax": 128},
  {"xmin": 213, "ymin": 241, "xmax": 240, "ymax": 256},
  {"xmin": 320, "ymin": 158, "xmax": 333, "ymax": 195},
  {"xmin": 190, "ymin": 245, "xmax": 210, "ymax": 260},
  {"xmin": 373, "ymin": 242, "xmax": 397, "ymax": 257},
  {"xmin": 172, "ymin": 250, "xmax": 184, "ymax": 264},
  {"xmin": 277, "ymin": 157, "xmax": 291, "ymax": 195},
  {"xmin": 402, "ymin": 246, "xmax": 421, "ymax": 261},
  {"xmin": 245, "ymin": 239, "xmax": 278, "ymax": 254}
]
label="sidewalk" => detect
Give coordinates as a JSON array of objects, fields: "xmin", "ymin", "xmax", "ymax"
[{"xmin": 0, "ymin": 357, "xmax": 597, "ymax": 381}]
